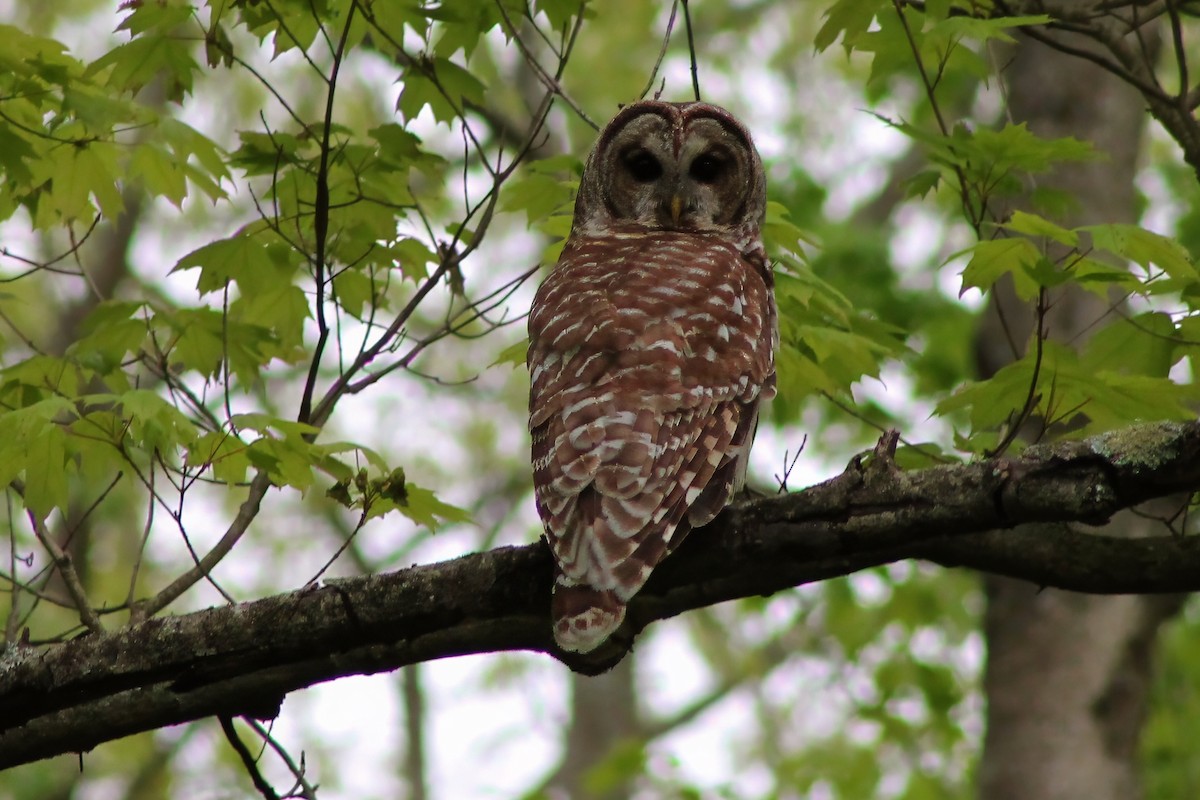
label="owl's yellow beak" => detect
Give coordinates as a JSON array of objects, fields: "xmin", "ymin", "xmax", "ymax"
[{"xmin": 669, "ymin": 194, "xmax": 683, "ymax": 225}]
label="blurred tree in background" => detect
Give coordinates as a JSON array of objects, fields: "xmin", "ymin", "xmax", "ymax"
[{"xmin": 1, "ymin": 1, "xmax": 1200, "ymax": 798}]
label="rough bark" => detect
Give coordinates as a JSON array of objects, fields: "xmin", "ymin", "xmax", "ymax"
[
  {"xmin": 2, "ymin": 421, "xmax": 1200, "ymax": 768},
  {"xmin": 976, "ymin": 29, "xmax": 1183, "ymax": 800}
]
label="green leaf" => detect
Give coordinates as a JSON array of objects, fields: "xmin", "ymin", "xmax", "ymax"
[
  {"xmin": 397, "ymin": 56, "xmax": 487, "ymax": 124},
  {"xmin": 0, "ymin": 126, "xmax": 36, "ymax": 190},
  {"xmin": 957, "ymin": 237, "xmax": 1041, "ymax": 299},
  {"xmin": 68, "ymin": 300, "xmax": 147, "ymax": 372},
  {"xmin": 903, "ymin": 169, "xmax": 941, "ymax": 199},
  {"xmin": 232, "ymin": 413, "xmax": 320, "ymax": 440},
  {"xmin": 501, "ymin": 170, "xmax": 575, "ymax": 226},
  {"xmin": 47, "ymin": 142, "xmax": 123, "ymax": 222},
  {"xmin": 187, "ymin": 431, "xmax": 251, "ymax": 485},
  {"xmin": 247, "ymin": 436, "xmax": 316, "ymax": 492},
  {"xmin": 1177, "ymin": 316, "xmax": 1200, "ymax": 369},
  {"xmin": 369, "ymin": 123, "xmax": 441, "ymax": 170},
  {"xmin": 1082, "ymin": 223, "xmax": 1198, "ymax": 283},
  {"xmin": 119, "ymin": 388, "xmax": 199, "ymax": 452},
  {"xmin": 25, "ymin": 423, "xmax": 68, "ymax": 521},
  {"xmin": 763, "ymin": 200, "xmax": 817, "ymax": 256},
  {"xmin": 89, "ymin": 35, "xmax": 198, "ymax": 96},
  {"xmin": 173, "ymin": 231, "xmax": 263, "ymax": 294},
  {"xmin": 776, "ymin": 346, "xmax": 842, "ymax": 398},
  {"xmin": 964, "ymin": 122, "xmax": 1097, "ymax": 174},
  {"xmin": 159, "ymin": 118, "xmax": 230, "ymax": 200},
  {"xmin": 935, "ymin": 347, "xmax": 1044, "ymax": 431},
  {"xmin": 2, "ymin": 356, "xmax": 86, "ymax": 396},
  {"xmin": 815, "ymin": 0, "xmax": 883, "ymax": 54},
  {"xmin": 535, "ymin": 0, "xmax": 583, "ymax": 30},
  {"xmin": 1091, "ymin": 374, "xmax": 1197, "ymax": 427},
  {"xmin": 67, "ymin": 412, "xmax": 127, "ymax": 484},
  {"xmin": 161, "ymin": 118, "xmax": 228, "ymax": 177},
  {"xmin": 315, "ymin": 442, "xmax": 390, "ymax": 478},
  {"xmin": 229, "ymin": 131, "xmax": 304, "ymax": 176},
  {"xmin": 309, "ymin": 448, "xmax": 356, "ymax": 483},
  {"xmin": 397, "ymin": 65, "xmax": 444, "ymax": 124},
  {"xmin": 937, "ymin": 340, "xmax": 1195, "ymax": 443},
  {"xmin": 1072, "ymin": 257, "xmax": 1143, "ymax": 297},
  {"xmin": 428, "ymin": 58, "xmax": 486, "ymax": 117},
  {"xmin": 231, "ymin": 285, "xmax": 310, "ymax": 350},
  {"xmin": 491, "ymin": 338, "xmax": 528, "ymax": 369},
  {"xmin": 333, "ymin": 268, "xmax": 374, "ymax": 320},
  {"xmin": 877, "ymin": 117, "xmax": 1096, "ymax": 187},
  {"xmin": 893, "ymin": 443, "xmax": 958, "ymax": 469},
  {"xmin": 933, "ymin": 14, "xmax": 1052, "ymax": 46},
  {"xmin": 392, "ymin": 237, "xmax": 438, "ymax": 282},
  {"xmin": 399, "ymin": 484, "xmax": 472, "ymax": 529},
  {"xmin": 131, "ymin": 143, "xmax": 188, "ymax": 206},
  {"xmin": 1002, "ymin": 210, "xmax": 1079, "ymax": 247},
  {"xmin": 115, "ymin": 1, "xmax": 193, "ymax": 35},
  {"xmin": 1082, "ymin": 313, "xmax": 1177, "ymax": 378},
  {"xmin": 238, "ymin": 0, "xmax": 322, "ymax": 55},
  {"xmin": 168, "ymin": 308, "xmax": 225, "ymax": 378}
]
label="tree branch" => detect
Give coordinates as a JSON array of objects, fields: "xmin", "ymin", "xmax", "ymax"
[{"xmin": 2, "ymin": 421, "xmax": 1199, "ymax": 767}]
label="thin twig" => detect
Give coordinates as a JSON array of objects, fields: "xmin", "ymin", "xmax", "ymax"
[
  {"xmin": 998, "ymin": 4, "xmax": 1168, "ymax": 102},
  {"xmin": 891, "ymin": 0, "xmax": 981, "ymax": 233},
  {"xmin": 19, "ymin": 495, "xmax": 103, "ymax": 634},
  {"xmin": 344, "ymin": 265, "xmax": 538, "ymax": 396},
  {"xmin": 0, "ymin": 571, "xmax": 77, "ymax": 610},
  {"xmin": 0, "ymin": 214, "xmax": 102, "ymax": 275},
  {"xmin": 299, "ymin": 4, "xmax": 357, "ymax": 427},
  {"xmin": 774, "ymin": 439, "xmax": 805, "ymax": 493},
  {"xmin": 491, "ymin": 0, "xmax": 599, "ymax": 129},
  {"xmin": 986, "ymin": 287, "xmax": 1048, "ymax": 458},
  {"xmin": 308, "ymin": 513, "xmax": 367, "ymax": 585},
  {"xmin": 681, "ymin": 0, "xmax": 701, "ymax": 101},
  {"xmin": 4, "ymin": 494, "xmax": 16, "ymax": 645},
  {"xmin": 307, "ymin": 90, "xmax": 553, "ymax": 427},
  {"xmin": 244, "ymin": 718, "xmax": 319, "ymax": 800},
  {"xmin": 125, "ymin": 466, "xmax": 157, "ymax": 608},
  {"xmin": 1166, "ymin": 0, "xmax": 1188, "ymax": 110},
  {"xmin": 255, "ymin": 0, "xmax": 328, "ymax": 79},
  {"xmin": 220, "ymin": 716, "xmax": 282, "ymax": 800},
  {"xmin": 819, "ymin": 392, "xmax": 954, "ymax": 464},
  {"xmin": 138, "ymin": 470, "xmax": 271, "ymax": 619},
  {"xmin": 640, "ymin": 1, "xmax": 680, "ymax": 100}
]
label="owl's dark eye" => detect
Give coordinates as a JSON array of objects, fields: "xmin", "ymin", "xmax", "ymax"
[
  {"xmin": 624, "ymin": 150, "xmax": 662, "ymax": 183},
  {"xmin": 689, "ymin": 153, "xmax": 725, "ymax": 183}
]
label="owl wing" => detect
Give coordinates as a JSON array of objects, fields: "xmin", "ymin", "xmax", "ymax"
[{"xmin": 528, "ymin": 232, "xmax": 775, "ymax": 653}]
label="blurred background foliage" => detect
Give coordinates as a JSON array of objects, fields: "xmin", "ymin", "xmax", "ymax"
[{"xmin": 0, "ymin": 1, "xmax": 1198, "ymax": 798}]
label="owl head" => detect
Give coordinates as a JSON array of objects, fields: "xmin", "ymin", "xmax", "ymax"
[{"xmin": 571, "ymin": 101, "xmax": 766, "ymax": 248}]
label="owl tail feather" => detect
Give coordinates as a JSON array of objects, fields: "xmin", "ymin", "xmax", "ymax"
[{"xmin": 552, "ymin": 576, "xmax": 626, "ymax": 654}]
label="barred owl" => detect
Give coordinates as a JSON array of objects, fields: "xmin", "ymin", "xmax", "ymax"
[{"xmin": 528, "ymin": 100, "xmax": 777, "ymax": 654}]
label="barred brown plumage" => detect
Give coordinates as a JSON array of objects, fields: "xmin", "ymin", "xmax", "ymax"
[{"xmin": 528, "ymin": 101, "xmax": 777, "ymax": 653}]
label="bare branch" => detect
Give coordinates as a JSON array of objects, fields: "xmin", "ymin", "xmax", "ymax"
[
  {"xmin": 9, "ymin": 481, "xmax": 104, "ymax": 635},
  {"xmin": 640, "ymin": 1, "xmax": 681, "ymax": 100},
  {"xmin": 682, "ymin": 0, "xmax": 701, "ymax": 101},
  {"xmin": 298, "ymin": 3, "xmax": 358, "ymax": 427},
  {"xmin": 243, "ymin": 718, "xmax": 319, "ymax": 800},
  {"xmin": 3, "ymin": 421, "xmax": 1200, "ymax": 767},
  {"xmin": 136, "ymin": 470, "xmax": 273, "ymax": 620},
  {"xmin": 220, "ymin": 716, "xmax": 283, "ymax": 800}
]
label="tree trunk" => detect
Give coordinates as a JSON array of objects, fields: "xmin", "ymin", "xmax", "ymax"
[
  {"xmin": 976, "ymin": 30, "xmax": 1184, "ymax": 800},
  {"xmin": 548, "ymin": 659, "xmax": 639, "ymax": 800}
]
